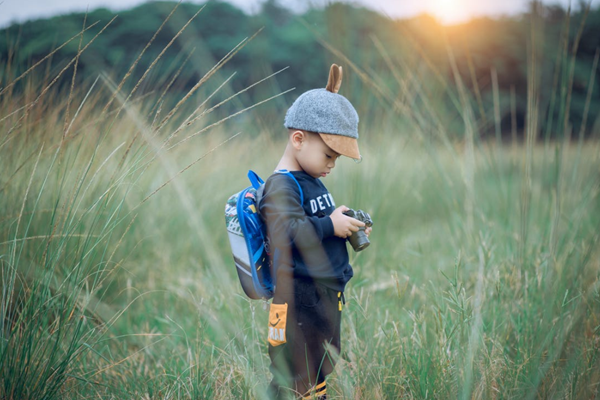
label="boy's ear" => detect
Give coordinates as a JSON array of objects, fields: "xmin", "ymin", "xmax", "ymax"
[{"xmin": 290, "ymin": 130, "xmax": 306, "ymax": 149}]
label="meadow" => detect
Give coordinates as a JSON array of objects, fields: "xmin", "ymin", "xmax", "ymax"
[{"xmin": 1, "ymin": 7, "xmax": 600, "ymax": 399}]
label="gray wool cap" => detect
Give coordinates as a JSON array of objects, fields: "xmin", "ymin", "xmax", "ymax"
[{"xmin": 284, "ymin": 88, "xmax": 359, "ymax": 139}]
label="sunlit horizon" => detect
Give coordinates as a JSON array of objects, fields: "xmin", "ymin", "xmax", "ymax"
[
  {"xmin": 0, "ymin": 0, "xmax": 576, "ymax": 28},
  {"xmin": 361, "ymin": 0, "xmax": 574, "ymax": 25}
]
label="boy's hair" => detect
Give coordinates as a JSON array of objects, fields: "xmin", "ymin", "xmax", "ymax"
[{"xmin": 284, "ymin": 64, "xmax": 361, "ymax": 160}]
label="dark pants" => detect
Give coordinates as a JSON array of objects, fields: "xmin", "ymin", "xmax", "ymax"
[{"xmin": 267, "ymin": 277, "xmax": 343, "ymax": 400}]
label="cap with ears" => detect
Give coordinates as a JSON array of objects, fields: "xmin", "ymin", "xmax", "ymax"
[{"xmin": 284, "ymin": 64, "xmax": 361, "ymax": 160}]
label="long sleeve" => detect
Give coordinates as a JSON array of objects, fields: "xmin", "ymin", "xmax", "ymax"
[
  {"xmin": 258, "ymin": 171, "xmax": 351, "ymax": 292},
  {"xmin": 259, "ymin": 174, "xmax": 334, "ymax": 251}
]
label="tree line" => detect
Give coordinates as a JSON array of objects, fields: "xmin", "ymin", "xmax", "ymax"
[{"xmin": 1, "ymin": 0, "xmax": 599, "ymax": 138}]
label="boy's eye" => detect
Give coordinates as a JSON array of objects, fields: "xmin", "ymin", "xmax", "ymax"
[{"xmin": 325, "ymin": 154, "xmax": 332, "ymax": 159}]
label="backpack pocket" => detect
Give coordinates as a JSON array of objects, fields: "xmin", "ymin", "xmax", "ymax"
[{"xmin": 267, "ymin": 303, "xmax": 288, "ymax": 347}]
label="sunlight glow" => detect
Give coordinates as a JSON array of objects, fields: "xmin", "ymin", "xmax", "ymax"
[{"xmin": 431, "ymin": 0, "xmax": 472, "ymax": 25}]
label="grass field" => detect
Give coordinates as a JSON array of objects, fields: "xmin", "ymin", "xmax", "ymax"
[
  {"xmin": 2, "ymin": 101, "xmax": 599, "ymax": 398},
  {"xmin": 1, "ymin": 17, "xmax": 600, "ymax": 400}
]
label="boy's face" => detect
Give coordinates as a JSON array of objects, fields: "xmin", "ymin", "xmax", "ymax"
[{"xmin": 295, "ymin": 131, "xmax": 340, "ymax": 179}]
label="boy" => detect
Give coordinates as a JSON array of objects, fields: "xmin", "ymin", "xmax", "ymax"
[{"xmin": 259, "ymin": 64, "xmax": 371, "ymax": 400}]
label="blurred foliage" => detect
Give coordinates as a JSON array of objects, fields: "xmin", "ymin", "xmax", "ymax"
[{"xmin": 0, "ymin": 0, "xmax": 598, "ymax": 138}]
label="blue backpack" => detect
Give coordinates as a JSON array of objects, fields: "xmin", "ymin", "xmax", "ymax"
[{"xmin": 224, "ymin": 170, "xmax": 303, "ymax": 300}]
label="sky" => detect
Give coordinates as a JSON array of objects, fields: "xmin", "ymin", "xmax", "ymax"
[{"xmin": 0, "ymin": 0, "xmax": 577, "ymax": 28}]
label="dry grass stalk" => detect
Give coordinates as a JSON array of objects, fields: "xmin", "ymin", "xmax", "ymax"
[
  {"xmin": 111, "ymin": 5, "xmax": 205, "ymax": 124},
  {"xmin": 10, "ymin": 143, "xmax": 44, "ymax": 263},
  {"xmin": 563, "ymin": 1, "xmax": 592, "ymax": 137},
  {"xmin": 63, "ymin": 12, "xmax": 88, "ymax": 138},
  {"xmin": 139, "ymin": 131, "xmax": 243, "ymax": 206},
  {"xmin": 0, "ymin": 16, "xmax": 117, "ymax": 149},
  {"xmin": 101, "ymin": 1, "xmax": 183, "ymax": 116},
  {"xmin": 0, "ymin": 21, "xmax": 100, "ymax": 97},
  {"xmin": 105, "ymin": 6, "xmax": 206, "ymax": 184},
  {"xmin": 300, "ymin": 18, "xmax": 392, "ymax": 106},
  {"xmin": 446, "ymin": 43, "xmax": 476, "ymax": 235},
  {"xmin": 371, "ymin": 34, "xmax": 455, "ymax": 156},
  {"xmin": 159, "ymin": 71, "xmax": 237, "ymax": 144},
  {"xmin": 165, "ymin": 87, "xmax": 294, "ymax": 151},
  {"xmin": 149, "ymin": 47, "xmax": 197, "ymax": 125},
  {"xmin": 166, "ymin": 66, "xmax": 289, "ymax": 147},
  {"xmin": 464, "ymin": 41, "xmax": 488, "ymax": 128},
  {"xmin": 154, "ymin": 27, "xmax": 264, "ymax": 134}
]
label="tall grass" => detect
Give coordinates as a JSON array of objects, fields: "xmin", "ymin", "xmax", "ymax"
[{"xmin": 1, "ymin": 3, "xmax": 600, "ymax": 399}]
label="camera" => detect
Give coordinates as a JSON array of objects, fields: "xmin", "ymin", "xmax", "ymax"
[{"xmin": 342, "ymin": 209, "xmax": 373, "ymax": 252}]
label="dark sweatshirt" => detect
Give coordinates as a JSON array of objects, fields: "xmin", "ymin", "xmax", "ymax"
[{"xmin": 258, "ymin": 170, "xmax": 353, "ymax": 292}]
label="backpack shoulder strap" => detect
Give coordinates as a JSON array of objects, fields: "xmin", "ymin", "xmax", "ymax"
[
  {"xmin": 274, "ymin": 169, "xmax": 304, "ymax": 204},
  {"xmin": 247, "ymin": 170, "xmax": 264, "ymax": 190}
]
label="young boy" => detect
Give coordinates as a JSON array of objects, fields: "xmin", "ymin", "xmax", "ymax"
[{"xmin": 259, "ymin": 64, "xmax": 371, "ymax": 400}]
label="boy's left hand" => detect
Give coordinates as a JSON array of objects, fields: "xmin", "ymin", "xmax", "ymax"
[{"xmin": 365, "ymin": 226, "xmax": 372, "ymax": 237}]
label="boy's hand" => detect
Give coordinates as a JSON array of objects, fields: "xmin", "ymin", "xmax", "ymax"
[{"xmin": 330, "ymin": 205, "xmax": 365, "ymax": 238}]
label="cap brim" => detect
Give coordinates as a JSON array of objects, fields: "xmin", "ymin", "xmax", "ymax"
[{"xmin": 319, "ymin": 133, "xmax": 361, "ymax": 160}]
